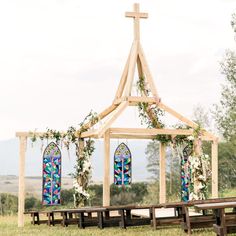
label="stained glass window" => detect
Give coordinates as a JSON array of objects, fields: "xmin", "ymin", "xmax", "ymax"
[
  {"xmin": 114, "ymin": 143, "xmax": 132, "ymax": 186},
  {"xmin": 42, "ymin": 142, "xmax": 61, "ymax": 205},
  {"xmin": 181, "ymin": 144, "xmax": 192, "ymax": 202}
]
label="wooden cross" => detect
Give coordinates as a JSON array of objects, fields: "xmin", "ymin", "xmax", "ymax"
[{"xmin": 125, "ymin": 3, "xmax": 148, "ymax": 41}]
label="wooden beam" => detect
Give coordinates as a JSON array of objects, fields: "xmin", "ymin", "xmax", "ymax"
[
  {"xmin": 79, "ymin": 104, "xmax": 117, "ymax": 132},
  {"xmin": 138, "ymin": 43, "xmax": 160, "ymax": 100},
  {"xmin": 97, "ymin": 102, "xmax": 128, "ymax": 137},
  {"xmin": 212, "ymin": 139, "xmax": 218, "ymax": 198},
  {"xmin": 80, "ymin": 130, "xmax": 99, "ymax": 138},
  {"xmin": 110, "ymin": 134, "xmax": 155, "ymax": 139},
  {"xmin": 137, "ymin": 54, "xmax": 144, "ymax": 80},
  {"xmin": 125, "ymin": 12, "xmax": 148, "ymax": 18},
  {"xmin": 125, "ymin": 3, "xmax": 148, "ymax": 41},
  {"xmin": 128, "ymin": 96, "xmax": 157, "ymax": 105},
  {"xmin": 113, "ymin": 97, "xmax": 127, "ymax": 105},
  {"xmin": 103, "ymin": 130, "xmax": 110, "ymax": 206},
  {"xmin": 158, "ymin": 102, "xmax": 217, "ymax": 140},
  {"xmin": 114, "ymin": 52, "xmax": 130, "ymax": 100},
  {"xmin": 123, "ymin": 41, "xmax": 138, "ymax": 96},
  {"xmin": 18, "ymin": 136, "xmax": 27, "ymax": 227},
  {"xmin": 110, "ymin": 127, "xmax": 194, "ymax": 136},
  {"xmin": 159, "ymin": 143, "xmax": 166, "ymax": 203}
]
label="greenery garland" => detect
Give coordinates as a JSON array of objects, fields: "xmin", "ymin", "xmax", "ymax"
[
  {"xmin": 30, "ymin": 111, "xmax": 98, "ymax": 207},
  {"xmin": 136, "ymin": 76, "xmax": 211, "ymax": 200}
]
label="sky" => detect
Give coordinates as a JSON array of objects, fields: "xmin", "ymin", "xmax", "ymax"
[{"xmin": 0, "ymin": 0, "xmax": 236, "ymax": 141}]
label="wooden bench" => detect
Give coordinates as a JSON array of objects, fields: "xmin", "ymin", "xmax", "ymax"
[
  {"xmin": 52, "ymin": 207, "xmax": 105, "ymax": 228},
  {"xmin": 101, "ymin": 205, "xmax": 153, "ymax": 229},
  {"xmin": 195, "ymin": 202, "xmax": 236, "ymax": 236},
  {"xmin": 150, "ymin": 197, "xmax": 236, "ymax": 233},
  {"xmin": 24, "ymin": 210, "xmax": 62, "ymax": 226},
  {"xmin": 181, "ymin": 197, "xmax": 236, "ymax": 234}
]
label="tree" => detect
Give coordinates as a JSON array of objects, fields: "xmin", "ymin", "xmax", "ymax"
[
  {"xmin": 192, "ymin": 105, "xmax": 211, "ymax": 129},
  {"xmin": 214, "ymin": 14, "xmax": 236, "ymax": 141},
  {"xmin": 145, "ymin": 140, "xmax": 159, "ymax": 180},
  {"xmin": 144, "ymin": 140, "xmax": 181, "ymax": 203}
]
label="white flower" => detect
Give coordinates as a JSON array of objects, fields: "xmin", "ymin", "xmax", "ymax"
[
  {"xmin": 83, "ymin": 160, "xmax": 91, "ymax": 172},
  {"xmin": 187, "ymin": 136, "xmax": 194, "ymax": 141}
]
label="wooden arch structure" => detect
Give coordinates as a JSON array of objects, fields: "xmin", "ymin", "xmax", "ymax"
[{"xmin": 16, "ymin": 3, "xmax": 218, "ymax": 227}]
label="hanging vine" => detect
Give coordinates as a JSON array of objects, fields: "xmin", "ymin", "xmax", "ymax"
[
  {"xmin": 136, "ymin": 76, "xmax": 211, "ymax": 200},
  {"xmin": 30, "ymin": 110, "xmax": 98, "ymax": 207}
]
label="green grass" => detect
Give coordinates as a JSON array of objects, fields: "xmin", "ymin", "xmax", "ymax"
[{"xmin": 0, "ymin": 215, "xmax": 219, "ymax": 236}]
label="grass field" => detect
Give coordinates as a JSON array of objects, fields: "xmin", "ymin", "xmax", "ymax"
[{"xmin": 0, "ymin": 215, "xmax": 219, "ymax": 236}]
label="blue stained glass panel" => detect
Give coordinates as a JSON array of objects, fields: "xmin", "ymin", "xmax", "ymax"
[
  {"xmin": 42, "ymin": 142, "xmax": 61, "ymax": 205},
  {"xmin": 114, "ymin": 143, "xmax": 131, "ymax": 186}
]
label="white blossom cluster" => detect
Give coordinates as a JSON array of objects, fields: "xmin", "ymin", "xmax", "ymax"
[
  {"xmin": 73, "ymin": 180, "xmax": 90, "ymax": 199},
  {"xmin": 189, "ymin": 153, "xmax": 211, "ymax": 200}
]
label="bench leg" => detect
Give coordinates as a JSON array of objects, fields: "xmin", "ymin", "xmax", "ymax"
[
  {"xmin": 51, "ymin": 212, "xmax": 55, "ymax": 226},
  {"xmin": 61, "ymin": 212, "xmax": 68, "ymax": 227},
  {"xmin": 119, "ymin": 209, "xmax": 126, "ymax": 229},
  {"xmin": 182, "ymin": 206, "xmax": 191, "ymax": 235},
  {"xmin": 214, "ymin": 209, "xmax": 226, "ymax": 236},
  {"xmin": 105, "ymin": 210, "xmax": 110, "ymax": 220},
  {"xmin": 98, "ymin": 211, "xmax": 104, "ymax": 229},
  {"xmin": 78, "ymin": 212, "xmax": 85, "ymax": 229},
  {"xmin": 152, "ymin": 207, "xmax": 157, "ymax": 230}
]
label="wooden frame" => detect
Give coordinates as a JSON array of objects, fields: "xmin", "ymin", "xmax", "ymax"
[{"xmin": 16, "ymin": 3, "xmax": 218, "ymax": 227}]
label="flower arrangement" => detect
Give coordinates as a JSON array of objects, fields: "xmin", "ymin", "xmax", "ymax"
[
  {"xmin": 30, "ymin": 111, "xmax": 98, "ymax": 207},
  {"xmin": 136, "ymin": 76, "xmax": 211, "ymax": 200}
]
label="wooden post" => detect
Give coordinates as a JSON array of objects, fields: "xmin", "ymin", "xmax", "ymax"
[
  {"xmin": 212, "ymin": 139, "xmax": 218, "ymax": 198},
  {"xmin": 159, "ymin": 142, "xmax": 166, "ymax": 203},
  {"xmin": 18, "ymin": 136, "xmax": 27, "ymax": 227},
  {"xmin": 103, "ymin": 130, "xmax": 110, "ymax": 206}
]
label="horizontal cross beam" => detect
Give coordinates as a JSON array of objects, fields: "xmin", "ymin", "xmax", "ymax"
[{"xmin": 125, "ymin": 12, "xmax": 148, "ymax": 19}]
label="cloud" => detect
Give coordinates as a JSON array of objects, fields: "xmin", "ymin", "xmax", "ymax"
[{"xmin": 0, "ymin": 0, "xmax": 235, "ymax": 140}]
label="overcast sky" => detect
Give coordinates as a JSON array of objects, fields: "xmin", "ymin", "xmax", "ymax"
[{"xmin": 0, "ymin": 0, "xmax": 235, "ymax": 141}]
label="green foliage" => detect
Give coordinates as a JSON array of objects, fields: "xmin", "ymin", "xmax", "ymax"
[
  {"xmin": 30, "ymin": 111, "xmax": 98, "ymax": 207},
  {"xmin": 214, "ymin": 14, "xmax": 236, "ymax": 141},
  {"xmin": 0, "ymin": 194, "xmax": 18, "ymax": 215},
  {"xmin": 110, "ymin": 183, "xmax": 148, "ymax": 205},
  {"xmin": 145, "ymin": 140, "xmax": 159, "ymax": 180},
  {"xmin": 25, "ymin": 197, "xmax": 41, "ymax": 211},
  {"xmin": 61, "ymin": 189, "xmax": 74, "ymax": 207},
  {"xmin": 58, "ymin": 183, "xmax": 148, "ymax": 207},
  {"xmin": 136, "ymin": 76, "xmax": 165, "ymax": 129},
  {"xmin": 0, "ymin": 194, "xmax": 41, "ymax": 215},
  {"xmin": 218, "ymin": 140, "xmax": 236, "ymax": 190},
  {"xmin": 144, "ymin": 140, "xmax": 181, "ymax": 202}
]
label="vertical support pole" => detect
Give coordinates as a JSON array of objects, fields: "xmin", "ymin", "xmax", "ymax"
[
  {"xmin": 159, "ymin": 142, "xmax": 166, "ymax": 204},
  {"xmin": 18, "ymin": 136, "xmax": 27, "ymax": 227},
  {"xmin": 103, "ymin": 130, "xmax": 110, "ymax": 206},
  {"xmin": 134, "ymin": 3, "xmax": 140, "ymax": 41},
  {"xmin": 212, "ymin": 139, "xmax": 218, "ymax": 198}
]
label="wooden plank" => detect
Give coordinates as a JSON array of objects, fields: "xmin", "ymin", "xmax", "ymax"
[
  {"xmin": 159, "ymin": 143, "xmax": 166, "ymax": 204},
  {"xmin": 128, "ymin": 96, "xmax": 156, "ymax": 104},
  {"xmin": 113, "ymin": 97, "xmax": 126, "ymax": 105},
  {"xmin": 103, "ymin": 130, "xmax": 110, "ymax": 206},
  {"xmin": 125, "ymin": 12, "xmax": 148, "ymax": 18},
  {"xmin": 114, "ymin": 52, "xmax": 130, "ymax": 100},
  {"xmin": 195, "ymin": 202, "xmax": 236, "ymax": 210},
  {"xmin": 18, "ymin": 136, "xmax": 27, "ymax": 227},
  {"xmin": 80, "ymin": 130, "xmax": 99, "ymax": 138},
  {"xmin": 138, "ymin": 43, "xmax": 160, "ymax": 99},
  {"xmin": 158, "ymin": 102, "xmax": 217, "ymax": 140},
  {"xmin": 124, "ymin": 41, "xmax": 138, "ymax": 96},
  {"xmin": 110, "ymin": 127, "xmax": 194, "ymax": 136},
  {"xmin": 137, "ymin": 55, "xmax": 144, "ymax": 80},
  {"xmin": 77, "ymin": 103, "xmax": 117, "ymax": 133},
  {"xmin": 97, "ymin": 102, "xmax": 128, "ymax": 137},
  {"xmin": 212, "ymin": 140, "xmax": 218, "ymax": 198}
]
